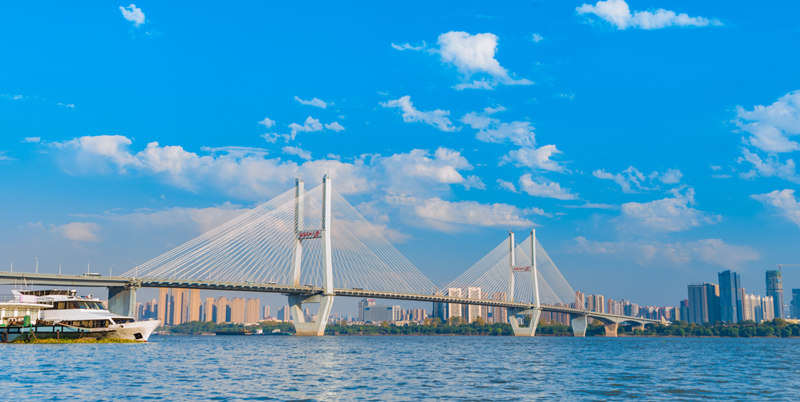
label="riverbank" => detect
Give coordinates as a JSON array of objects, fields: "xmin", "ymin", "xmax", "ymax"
[{"xmin": 164, "ymin": 318, "xmax": 800, "ymax": 338}]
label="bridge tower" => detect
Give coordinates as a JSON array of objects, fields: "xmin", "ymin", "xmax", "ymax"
[
  {"xmin": 288, "ymin": 175, "xmax": 335, "ymax": 336},
  {"xmin": 507, "ymin": 229, "xmax": 542, "ymax": 337}
]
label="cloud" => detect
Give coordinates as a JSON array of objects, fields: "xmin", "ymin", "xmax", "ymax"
[
  {"xmin": 379, "ymin": 148, "xmax": 481, "ymax": 193},
  {"xmin": 462, "ymin": 108, "xmax": 565, "ymax": 172},
  {"xmin": 387, "ymin": 195, "xmax": 535, "ymax": 232},
  {"xmin": 325, "ymin": 122, "xmax": 345, "ymax": 132},
  {"xmin": 574, "ymin": 236, "xmax": 759, "ymax": 267},
  {"xmin": 593, "ymin": 166, "xmax": 683, "ymax": 193},
  {"xmin": 282, "ymin": 146, "xmax": 312, "ymax": 160},
  {"xmin": 23, "ymin": 137, "xmax": 41, "ymax": 143},
  {"xmin": 751, "ymin": 189, "xmax": 800, "ymax": 228},
  {"xmin": 381, "ymin": 95, "xmax": 457, "ymax": 132},
  {"xmin": 0, "ymin": 151, "xmax": 12, "ymax": 162},
  {"xmin": 737, "ymin": 148, "xmax": 799, "ymax": 183},
  {"xmin": 257, "ymin": 117, "xmax": 276, "ymax": 128},
  {"xmin": 735, "ymin": 90, "xmax": 800, "ymax": 154},
  {"xmin": 284, "ymin": 116, "xmax": 345, "ymax": 140},
  {"xmin": 437, "ymin": 31, "xmax": 533, "ymax": 90},
  {"xmin": 294, "ymin": 96, "xmax": 328, "ymax": 109},
  {"xmin": 531, "ymin": 33, "xmax": 544, "ymax": 43},
  {"xmin": 576, "ymin": 0, "xmax": 719, "ymax": 30},
  {"xmin": 619, "ymin": 187, "xmax": 719, "ymax": 232},
  {"xmin": 518, "ymin": 174, "xmax": 577, "ymax": 200},
  {"xmin": 497, "ymin": 179, "xmax": 517, "ymax": 192},
  {"xmin": 119, "ymin": 4, "xmax": 145, "ymax": 27},
  {"xmin": 52, "ymin": 222, "xmax": 101, "ymax": 242},
  {"xmin": 503, "ymin": 144, "xmax": 565, "ymax": 172},
  {"xmin": 57, "ymin": 102, "xmax": 75, "ymax": 109},
  {"xmin": 391, "ymin": 42, "xmax": 427, "ymax": 51},
  {"xmin": 108, "ymin": 203, "xmax": 249, "ymax": 233}
]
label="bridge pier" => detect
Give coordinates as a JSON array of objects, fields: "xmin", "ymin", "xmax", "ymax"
[
  {"xmin": 603, "ymin": 322, "xmax": 619, "ymax": 337},
  {"xmin": 508, "ymin": 308, "xmax": 541, "ymax": 337},
  {"xmin": 289, "ymin": 294, "xmax": 334, "ymax": 336},
  {"xmin": 108, "ymin": 285, "xmax": 137, "ymax": 317},
  {"xmin": 570, "ymin": 314, "xmax": 588, "ymax": 337}
]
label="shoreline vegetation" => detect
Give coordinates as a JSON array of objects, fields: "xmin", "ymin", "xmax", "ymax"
[{"xmin": 165, "ymin": 318, "xmax": 800, "ymax": 338}]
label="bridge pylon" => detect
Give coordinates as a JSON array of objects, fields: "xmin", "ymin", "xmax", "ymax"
[
  {"xmin": 508, "ymin": 229, "xmax": 542, "ymax": 337},
  {"xmin": 289, "ymin": 175, "xmax": 335, "ymax": 336}
]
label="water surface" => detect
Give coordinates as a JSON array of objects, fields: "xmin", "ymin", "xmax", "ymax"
[{"xmin": 1, "ymin": 336, "xmax": 797, "ymax": 400}]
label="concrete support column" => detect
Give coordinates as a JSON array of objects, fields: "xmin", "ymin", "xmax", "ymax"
[
  {"xmin": 108, "ymin": 286, "xmax": 137, "ymax": 317},
  {"xmin": 571, "ymin": 314, "xmax": 588, "ymax": 337},
  {"xmin": 289, "ymin": 294, "xmax": 334, "ymax": 336},
  {"xmin": 604, "ymin": 322, "xmax": 619, "ymax": 337},
  {"xmin": 508, "ymin": 308, "xmax": 541, "ymax": 337}
]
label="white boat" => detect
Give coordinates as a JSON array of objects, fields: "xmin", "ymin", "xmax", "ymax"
[{"xmin": 13, "ymin": 289, "xmax": 161, "ymax": 342}]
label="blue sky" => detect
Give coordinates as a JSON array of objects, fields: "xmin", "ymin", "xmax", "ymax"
[{"xmin": 2, "ymin": 1, "xmax": 800, "ymax": 307}]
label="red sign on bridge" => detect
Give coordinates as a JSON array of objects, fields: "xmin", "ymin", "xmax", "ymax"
[
  {"xmin": 513, "ymin": 266, "xmax": 531, "ymax": 272},
  {"xmin": 297, "ymin": 229, "xmax": 322, "ymax": 239}
]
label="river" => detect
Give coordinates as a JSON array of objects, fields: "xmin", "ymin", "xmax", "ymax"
[{"xmin": 1, "ymin": 335, "xmax": 797, "ymax": 400}]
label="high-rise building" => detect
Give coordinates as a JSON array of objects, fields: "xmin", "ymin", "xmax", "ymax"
[
  {"xmin": 214, "ymin": 297, "xmax": 229, "ymax": 323},
  {"xmin": 688, "ymin": 284, "xmax": 708, "ymax": 324},
  {"xmin": 585, "ymin": 294, "xmax": 605, "ymax": 313},
  {"xmin": 263, "ymin": 305, "xmax": 271, "ymax": 320},
  {"xmin": 158, "ymin": 288, "xmax": 170, "ymax": 324},
  {"xmin": 358, "ymin": 299, "xmax": 376, "ymax": 321},
  {"xmin": 245, "ymin": 298, "xmax": 260, "ymax": 324},
  {"xmin": 188, "ymin": 289, "xmax": 201, "ymax": 322},
  {"xmin": 791, "ymin": 289, "xmax": 800, "ymax": 319},
  {"xmin": 231, "ymin": 298, "xmax": 246, "ymax": 324},
  {"xmin": 766, "ymin": 270, "xmax": 784, "ymax": 319},
  {"xmin": 363, "ymin": 304, "xmax": 401, "ymax": 322},
  {"xmin": 762, "ymin": 295, "xmax": 775, "ymax": 321},
  {"xmin": 719, "ymin": 270, "xmax": 742, "ymax": 323},
  {"xmin": 465, "ymin": 287, "xmax": 482, "ymax": 323},
  {"xmin": 680, "ymin": 299, "xmax": 689, "ymax": 323},
  {"xmin": 574, "ymin": 291, "xmax": 585, "ymax": 310},
  {"xmin": 277, "ymin": 305, "xmax": 291, "ymax": 321},
  {"xmin": 204, "ymin": 297, "xmax": 215, "ymax": 322},
  {"xmin": 447, "ymin": 288, "xmax": 462, "ymax": 321},
  {"xmin": 490, "ymin": 292, "xmax": 508, "ymax": 324}
]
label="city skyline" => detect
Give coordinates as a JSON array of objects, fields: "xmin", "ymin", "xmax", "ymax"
[{"xmin": 1, "ymin": 1, "xmax": 800, "ymax": 307}]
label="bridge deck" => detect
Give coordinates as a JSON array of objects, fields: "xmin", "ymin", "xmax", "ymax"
[{"xmin": 0, "ymin": 272, "xmax": 660, "ymax": 324}]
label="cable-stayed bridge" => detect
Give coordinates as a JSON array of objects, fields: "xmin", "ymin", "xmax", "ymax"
[{"xmin": 0, "ymin": 175, "xmax": 660, "ymax": 337}]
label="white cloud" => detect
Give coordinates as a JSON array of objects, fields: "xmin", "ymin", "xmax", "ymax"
[
  {"xmin": 23, "ymin": 137, "xmax": 41, "ymax": 143},
  {"xmin": 257, "ymin": 117, "xmax": 276, "ymax": 128},
  {"xmin": 57, "ymin": 102, "xmax": 75, "ymax": 109},
  {"xmin": 461, "ymin": 108, "xmax": 565, "ymax": 172},
  {"xmin": 577, "ymin": 0, "xmax": 719, "ymax": 30},
  {"xmin": 619, "ymin": 187, "xmax": 718, "ymax": 232},
  {"xmin": 381, "ymin": 95, "xmax": 456, "ymax": 132},
  {"xmin": 437, "ymin": 31, "xmax": 533, "ymax": 90},
  {"xmin": 531, "ymin": 33, "xmax": 544, "ymax": 43},
  {"xmin": 497, "ymin": 179, "xmax": 517, "ymax": 192},
  {"xmin": 108, "ymin": 203, "xmax": 249, "ymax": 233},
  {"xmin": 735, "ymin": 90, "xmax": 800, "ymax": 154},
  {"xmin": 751, "ymin": 189, "xmax": 800, "ymax": 228},
  {"xmin": 391, "ymin": 42, "xmax": 427, "ymax": 51},
  {"xmin": 288, "ymin": 116, "xmax": 323, "ymax": 137},
  {"xmin": 379, "ymin": 148, "xmax": 479, "ymax": 193},
  {"xmin": 282, "ymin": 146, "xmax": 312, "ymax": 160},
  {"xmin": 519, "ymin": 174, "xmax": 577, "ymax": 200},
  {"xmin": 737, "ymin": 148, "xmax": 799, "ymax": 183},
  {"xmin": 574, "ymin": 236, "xmax": 759, "ymax": 267},
  {"xmin": 325, "ymin": 122, "xmax": 345, "ymax": 132},
  {"xmin": 294, "ymin": 96, "xmax": 328, "ymax": 109},
  {"xmin": 503, "ymin": 144, "xmax": 565, "ymax": 172},
  {"xmin": 0, "ymin": 151, "xmax": 11, "ymax": 162},
  {"xmin": 119, "ymin": 4, "xmax": 145, "ymax": 27},
  {"xmin": 387, "ymin": 195, "xmax": 535, "ymax": 232},
  {"xmin": 53, "ymin": 222, "xmax": 101, "ymax": 242},
  {"xmin": 593, "ymin": 166, "xmax": 683, "ymax": 193}
]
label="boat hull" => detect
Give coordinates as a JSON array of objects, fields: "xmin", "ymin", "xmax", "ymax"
[{"xmin": 108, "ymin": 319, "xmax": 161, "ymax": 342}]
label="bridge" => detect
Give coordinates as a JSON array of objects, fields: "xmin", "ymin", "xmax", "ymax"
[{"xmin": 0, "ymin": 175, "xmax": 661, "ymax": 337}]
